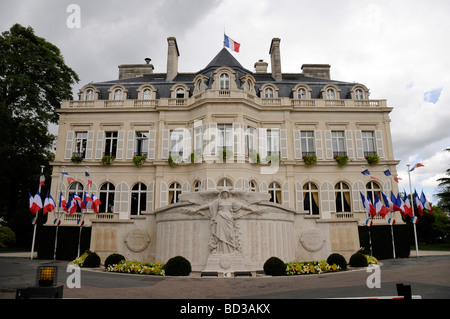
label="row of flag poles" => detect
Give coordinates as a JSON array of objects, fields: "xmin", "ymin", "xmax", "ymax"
[
  {"xmin": 360, "ymin": 163, "xmax": 430, "ymax": 258},
  {"xmin": 28, "ymin": 166, "xmax": 101, "ymax": 260}
]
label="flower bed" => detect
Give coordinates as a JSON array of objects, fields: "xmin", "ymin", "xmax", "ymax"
[
  {"xmin": 285, "ymin": 260, "xmax": 343, "ymax": 276},
  {"xmin": 106, "ymin": 260, "xmax": 165, "ymax": 276}
]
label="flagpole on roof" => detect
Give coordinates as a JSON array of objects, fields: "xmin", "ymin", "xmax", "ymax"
[
  {"xmin": 30, "ymin": 165, "xmax": 45, "ymax": 260},
  {"xmin": 53, "ymin": 166, "xmax": 65, "ymax": 260},
  {"xmin": 407, "ymin": 164, "xmax": 419, "ymax": 258}
]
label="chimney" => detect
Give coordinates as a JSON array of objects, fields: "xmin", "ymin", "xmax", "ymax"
[
  {"xmin": 269, "ymin": 38, "xmax": 282, "ymax": 81},
  {"xmin": 301, "ymin": 64, "xmax": 331, "ymax": 80},
  {"xmin": 166, "ymin": 37, "xmax": 179, "ymax": 81},
  {"xmin": 254, "ymin": 59, "xmax": 268, "ymax": 73},
  {"xmin": 118, "ymin": 58, "xmax": 154, "ymax": 79}
]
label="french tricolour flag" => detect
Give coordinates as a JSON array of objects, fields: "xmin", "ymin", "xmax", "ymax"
[{"xmin": 224, "ymin": 34, "xmax": 240, "ymax": 53}]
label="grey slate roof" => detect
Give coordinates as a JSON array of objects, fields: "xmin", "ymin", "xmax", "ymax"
[{"xmin": 89, "ymin": 48, "xmax": 361, "ymax": 100}]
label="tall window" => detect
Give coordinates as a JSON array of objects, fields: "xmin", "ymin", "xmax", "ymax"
[
  {"xmin": 301, "ymin": 131, "xmax": 315, "ymax": 156},
  {"xmin": 220, "ymin": 73, "xmax": 230, "ymax": 90},
  {"xmin": 99, "ymin": 183, "xmax": 115, "ymax": 213},
  {"xmin": 104, "ymin": 131, "xmax": 118, "ymax": 157},
  {"xmin": 264, "ymin": 87, "xmax": 274, "ymax": 98},
  {"xmin": 366, "ymin": 181, "xmax": 381, "ymax": 204},
  {"xmin": 245, "ymin": 127, "xmax": 256, "ymax": 154},
  {"xmin": 135, "ymin": 132, "xmax": 149, "ymax": 157},
  {"xmin": 169, "ymin": 183, "xmax": 182, "ymax": 204},
  {"xmin": 268, "ymin": 182, "xmax": 282, "ymax": 204},
  {"xmin": 267, "ymin": 129, "xmax": 280, "ymax": 156},
  {"xmin": 332, "ymin": 131, "xmax": 346, "ymax": 156},
  {"xmin": 355, "ymin": 89, "xmax": 365, "ymax": 100},
  {"xmin": 303, "ymin": 183, "xmax": 319, "ymax": 215},
  {"xmin": 170, "ymin": 130, "xmax": 184, "ymax": 156},
  {"xmin": 68, "ymin": 182, "xmax": 84, "ymax": 213},
  {"xmin": 217, "ymin": 124, "xmax": 233, "ymax": 151},
  {"xmin": 335, "ymin": 182, "xmax": 351, "ymax": 212},
  {"xmin": 85, "ymin": 89, "xmax": 94, "ymax": 101},
  {"xmin": 131, "ymin": 183, "xmax": 147, "ymax": 215},
  {"xmin": 74, "ymin": 132, "xmax": 87, "ymax": 158},
  {"xmin": 362, "ymin": 131, "xmax": 376, "ymax": 157},
  {"xmin": 326, "ymin": 88, "xmax": 336, "ymax": 99},
  {"xmin": 142, "ymin": 88, "xmax": 152, "ymax": 100}
]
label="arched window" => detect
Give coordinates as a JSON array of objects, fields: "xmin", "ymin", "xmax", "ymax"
[
  {"xmin": 68, "ymin": 182, "xmax": 84, "ymax": 213},
  {"xmin": 268, "ymin": 182, "xmax": 282, "ymax": 204},
  {"xmin": 131, "ymin": 183, "xmax": 147, "ymax": 215},
  {"xmin": 249, "ymin": 180, "xmax": 257, "ymax": 192},
  {"xmin": 217, "ymin": 178, "xmax": 232, "ymax": 190},
  {"xmin": 264, "ymin": 87, "xmax": 274, "ymax": 98},
  {"xmin": 99, "ymin": 183, "xmax": 115, "ymax": 213},
  {"xmin": 169, "ymin": 182, "xmax": 182, "ymax": 204},
  {"xmin": 193, "ymin": 181, "xmax": 201, "ymax": 192},
  {"xmin": 366, "ymin": 181, "xmax": 382, "ymax": 204},
  {"xmin": 142, "ymin": 88, "xmax": 152, "ymax": 100},
  {"xmin": 85, "ymin": 89, "xmax": 94, "ymax": 101},
  {"xmin": 297, "ymin": 88, "xmax": 307, "ymax": 99},
  {"xmin": 113, "ymin": 88, "xmax": 123, "ymax": 100},
  {"xmin": 326, "ymin": 88, "xmax": 336, "ymax": 99},
  {"xmin": 355, "ymin": 88, "xmax": 365, "ymax": 100},
  {"xmin": 335, "ymin": 182, "xmax": 351, "ymax": 212},
  {"xmin": 220, "ymin": 73, "xmax": 230, "ymax": 90},
  {"xmin": 303, "ymin": 182, "xmax": 319, "ymax": 215},
  {"xmin": 176, "ymin": 88, "xmax": 185, "ymax": 99}
]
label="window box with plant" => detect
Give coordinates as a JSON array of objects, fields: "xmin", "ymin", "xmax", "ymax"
[
  {"xmin": 365, "ymin": 154, "xmax": 380, "ymax": 165},
  {"xmin": 190, "ymin": 152, "xmax": 202, "ymax": 163},
  {"xmin": 168, "ymin": 154, "xmax": 182, "ymax": 166},
  {"xmin": 133, "ymin": 155, "xmax": 146, "ymax": 167},
  {"xmin": 101, "ymin": 155, "xmax": 115, "ymax": 165},
  {"xmin": 71, "ymin": 155, "xmax": 84, "ymax": 164},
  {"xmin": 249, "ymin": 151, "xmax": 260, "ymax": 164},
  {"xmin": 265, "ymin": 154, "xmax": 282, "ymax": 164},
  {"xmin": 334, "ymin": 154, "xmax": 349, "ymax": 168},
  {"xmin": 302, "ymin": 154, "xmax": 317, "ymax": 166},
  {"xmin": 219, "ymin": 149, "xmax": 233, "ymax": 162}
]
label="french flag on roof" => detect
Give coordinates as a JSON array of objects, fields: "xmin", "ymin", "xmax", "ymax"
[{"xmin": 224, "ymin": 34, "xmax": 240, "ymax": 53}]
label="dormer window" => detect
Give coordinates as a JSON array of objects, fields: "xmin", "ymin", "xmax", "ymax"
[
  {"xmin": 114, "ymin": 88, "xmax": 123, "ymax": 100},
  {"xmin": 220, "ymin": 73, "xmax": 230, "ymax": 90},
  {"xmin": 176, "ymin": 88, "xmax": 185, "ymax": 99},
  {"xmin": 326, "ymin": 88, "xmax": 336, "ymax": 99},
  {"xmin": 297, "ymin": 88, "xmax": 307, "ymax": 99},
  {"xmin": 264, "ymin": 88, "xmax": 274, "ymax": 98},
  {"xmin": 85, "ymin": 89, "xmax": 94, "ymax": 101},
  {"xmin": 143, "ymin": 89, "xmax": 152, "ymax": 100},
  {"xmin": 355, "ymin": 89, "xmax": 365, "ymax": 100}
]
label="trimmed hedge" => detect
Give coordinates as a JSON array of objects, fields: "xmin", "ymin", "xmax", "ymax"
[
  {"xmin": 164, "ymin": 256, "xmax": 192, "ymax": 276},
  {"xmin": 263, "ymin": 256, "xmax": 286, "ymax": 276}
]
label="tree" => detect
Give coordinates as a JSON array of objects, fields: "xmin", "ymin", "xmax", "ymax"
[
  {"xmin": 0, "ymin": 24, "xmax": 79, "ymax": 245},
  {"xmin": 436, "ymin": 148, "xmax": 450, "ymax": 212}
]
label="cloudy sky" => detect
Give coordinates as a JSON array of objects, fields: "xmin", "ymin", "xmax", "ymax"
[{"xmin": 1, "ymin": 0, "xmax": 449, "ymax": 203}]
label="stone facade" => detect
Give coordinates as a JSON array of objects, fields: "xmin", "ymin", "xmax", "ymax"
[{"xmin": 46, "ymin": 37, "xmax": 401, "ymax": 270}]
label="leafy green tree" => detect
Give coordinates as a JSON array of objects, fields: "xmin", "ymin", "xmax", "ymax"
[
  {"xmin": 0, "ymin": 24, "xmax": 78, "ymax": 245},
  {"xmin": 436, "ymin": 148, "xmax": 450, "ymax": 212}
]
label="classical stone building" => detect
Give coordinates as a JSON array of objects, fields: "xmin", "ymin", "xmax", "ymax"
[{"xmin": 46, "ymin": 37, "xmax": 402, "ymax": 270}]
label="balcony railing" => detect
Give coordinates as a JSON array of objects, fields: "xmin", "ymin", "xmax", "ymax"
[{"xmin": 61, "ymin": 90, "xmax": 387, "ymax": 110}]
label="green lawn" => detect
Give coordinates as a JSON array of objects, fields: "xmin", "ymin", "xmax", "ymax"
[{"xmin": 413, "ymin": 243, "xmax": 450, "ymax": 251}]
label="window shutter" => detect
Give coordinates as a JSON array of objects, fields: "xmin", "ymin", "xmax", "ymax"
[
  {"xmin": 234, "ymin": 177, "xmax": 243, "ymax": 190},
  {"xmin": 159, "ymin": 181, "xmax": 168, "ymax": 207},
  {"xmin": 233, "ymin": 123, "xmax": 244, "ymax": 162},
  {"xmin": 352, "ymin": 181, "xmax": 365, "ymax": 212},
  {"xmin": 314, "ymin": 130, "xmax": 324, "ymax": 159},
  {"xmin": 282, "ymin": 181, "xmax": 290, "ymax": 207},
  {"xmin": 280, "ymin": 129, "xmax": 288, "ymax": 159},
  {"xmin": 85, "ymin": 131, "xmax": 94, "ymax": 159},
  {"xmin": 194, "ymin": 123, "xmax": 203, "ymax": 157},
  {"xmin": 161, "ymin": 129, "xmax": 170, "ymax": 159},
  {"xmin": 64, "ymin": 131, "xmax": 74, "ymax": 160},
  {"xmin": 295, "ymin": 181, "xmax": 303, "ymax": 211},
  {"xmin": 116, "ymin": 130, "xmax": 125, "ymax": 160},
  {"xmin": 115, "ymin": 182, "xmax": 129, "ymax": 219},
  {"xmin": 126, "ymin": 130, "xmax": 135, "ymax": 160},
  {"xmin": 183, "ymin": 128, "xmax": 192, "ymax": 162},
  {"xmin": 375, "ymin": 130, "xmax": 385, "ymax": 158},
  {"xmin": 293, "ymin": 130, "xmax": 302, "ymax": 159},
  {"xmin": 345, "ymin": 130, "xmax": 355, "ymax": 159},
  {"xmin": 182, "ymin": 181, "xmax": 190, "ymax": 193},
  {"xmin": 147, "ymin": 130, "xmax": 156, "ymax": 159},
  {"xmin": 320, "ymin": 181, "xmax": 335, "ymax": 219},
  {"xmin": 147, "ymin": 181, "xmax": 154, "ymax": 212},
  {"xmin": 258, "ymin": 128, "xmax": 267, "ymax": 159},
  {"xmin": 259, "ymin": 181, "xmax": 268, "ymax": 193},
  {"xmin": 354, "ymin": 130, "xmax": 364, "ymax": 159},
  {"xmin": 324, "ymin": 130, "xmax": 333, "ymax": 159},
  {"xmin": 95, "ymin": 131, "xmax": 105, "ymax": 159}
]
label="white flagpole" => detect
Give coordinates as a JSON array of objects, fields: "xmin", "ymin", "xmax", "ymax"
[
  {"xmin": 389, "ymin": 209, "xmax": 396, "ymax": 258},
  {"xmin": 77, "ymin": 166, "xmax": 90, "ymax": 257},
  {"xmin": 53, "ymin": 166, "xmax": 65, "ymax": 260},
  {"xmin": 407, "ymin": 164, "xmax": 419, "ymax": 258},
  {"xmin": 30, "ymin": 165, "xmax": 45, "ymax": 260}
]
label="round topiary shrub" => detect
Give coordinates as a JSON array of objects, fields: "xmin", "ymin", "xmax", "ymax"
[
  {"xmin": 326, "ymin": 253, "xmax": 347, "ymax": 271},
  {"xmin": 164, "ymin": 256, "xmax": 192, "ymax": 276},
  {"xmin": 104, "ymin": 253, "xmax": 125, "ymax": 269},
  {"xmin": 83, "ymin": 251, "xmax": 101, "ymax": 268},
  {"xmin": 263, "ymin": 256, "xmax": 286, "ymax": 276},
  {"xmin": 349, "ymin": 252, "xmax": 368, "ymax": 267}
]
